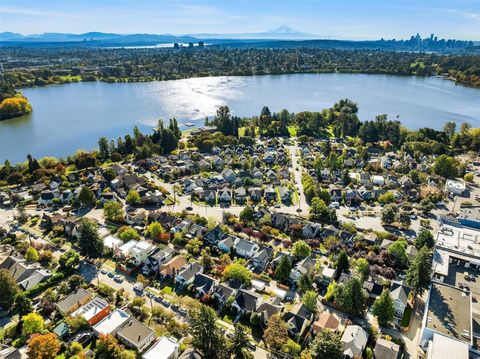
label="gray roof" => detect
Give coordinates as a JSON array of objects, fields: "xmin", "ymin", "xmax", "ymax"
[
  {"xmin": 117, "ymin": 319, "xmax": 154, "ymax": 347},
  {"xmin": 56, "ymin": 288, "xmax": 90, "ymax": 314}
]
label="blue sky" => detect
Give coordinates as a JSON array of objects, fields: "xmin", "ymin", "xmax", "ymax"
[{"xmin": 1, "ymin": 0, "xmax": 479, "ymax": 40}]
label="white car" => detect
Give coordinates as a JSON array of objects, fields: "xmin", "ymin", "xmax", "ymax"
[
  {"xmin": 329, "ymin": 202, "xmax": 340, "ymax": 209},
  {"xmin": 133, "ymin": 282, "xmax": 144, "ymax": 292}
]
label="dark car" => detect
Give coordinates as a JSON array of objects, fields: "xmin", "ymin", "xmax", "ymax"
[
  {"xmin": 186, "ymin": 206, "xmax": 193, "ymax": 211},
  {"xmin": 161, "ymin": 299, "xmax": 170, "ymax": 308},
  {"xmin": 178, "ymin": 308, "xmax": 188, "ymax": 317},
  {"xmin": 171, "ymin": 304, "xmax": 179, "ymax": 312},
  {"xmin": 70, "ymin": 331, "xmax": 93, "ymax": 345}
]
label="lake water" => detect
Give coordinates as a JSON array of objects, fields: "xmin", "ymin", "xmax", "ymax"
[{"xmin": 1, "ymin": 73, "xmax": 479, "ymax": 163}]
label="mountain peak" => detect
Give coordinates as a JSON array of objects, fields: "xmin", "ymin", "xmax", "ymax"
[{"xmin": 266, "ymin": 25, "xmax": 303, "ymax": 35}]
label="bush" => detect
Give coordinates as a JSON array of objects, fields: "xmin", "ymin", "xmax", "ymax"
[{"xmin": 23, "ymin": 272, "xmax": 64, "ymax": 297}]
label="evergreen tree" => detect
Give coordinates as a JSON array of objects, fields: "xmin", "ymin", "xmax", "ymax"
[
  {"xmin": 229, "ymin": 324, "xmax": 252, "ymax": 359},
  {"xmin": 98, "ymin": 137, "xmax": 110, "ymax": 160},
  {"xmin": 78, "ymin": 186, "xmax": 95, "ymax": 207},
  {"xmin": 12, "ymin": 292, "xmax": 33, "ymax": 317},
  {"xmin": 337, "ymin": 277, "xmax": 366, "ymax": 316},
  {"xmin": 189, "ymin": 305, "xmax": 226, "ymax": 358},
  {"xmin": 415, "ymin": 229, "xmax": 435, "ymax": 249},
  {"xmin": 372, "ymin": 289, "xmax": 395, "ymax": 326},
  {"xmin": 335, "ymin": 251, "xmax": 349, "ymax": 281},
  {"xmin": 406, "ymin": 246, "xmax": 432, "ymax": 297},
  {"xmin": 275, "ymin": 255, "xmax": 292, "ymax": 282},
  {"xmin": 78, "ymin": 219, "xmax": 104, "ymax": 259}
]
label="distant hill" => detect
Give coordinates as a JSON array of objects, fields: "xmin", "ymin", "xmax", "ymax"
[{"xmin": 0, "ymin": 31, "xmax": 199, "ymax": 44}]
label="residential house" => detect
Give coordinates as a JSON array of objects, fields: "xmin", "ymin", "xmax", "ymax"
[
  {"xmin": 218, "ymin": 235, "xmax": 238, "ymax": 253},
  {"xmin": 117, "ymin": 318, "xmax": 155, "ymax": 352},
  {"xmin": 390, "ymin": 281, "xmax": 410, "ymax": 318},
  {"xmin": 159, "ymin": 255, "xmax": 187, "ymax": 280},
  {"xmin": 203, "ymin": 226, "xmax": 226, "ymax": 246},
  {"xmin": 142, "ymin": 247, "xmax": 175, "ymax": 276},
  {"xmin": 252, "ymin": 246, "xmax": 274, "ymax": 272},
  {"xmin": 93, "ymin": 309, "xmax": 131, "ymax": 337},
  {"xmin": 72, "ymin": 297, "xmax": 111, "ymax": 326},
  {"xmin": 214, "ymin": 284, "xmax": 237, "ymax": 308},
  {"xmin": 192, "ymin": 273, "xmax": 217, "ymax": 297},
  {"xmin": 234, "ymin": 238, "xmax": 259, "ymax": 258},
  {"xmin": 218, "ymin": 188, "xmax": 232, "ymax": 204},
  {"xmin": 256, "ymin": 299, "xmax": 283, "ymax": 326},
  {"xmin": 142, "ymin": 337, "xmax": 179, "ymax": 359},
  {"xmin": 175, "ymin": 262, "xmax": 203, "ymax": 288},
  {"xmin": 222, "ymin": 168, "xmax": 237, "ymax": 184},
  {"xmin": 117, "ymin": 240, "xmax": 155, "ymax": 266},
  {"xmin": 341, "ymin": 325, "xmax": 369, "ymax": 358},
  {"xmin": 234, "ymin": 187, "xmax": 247, "ymax": 204},
  {"xmin": 374, "ymin": 338, "xmax": 400, "ymax": 359},
  {"xmin": 312, "ymin": 312, "xmax": 340, "ymax": 334},
  {"xmin": 284, "ymin": 303, "xmax": 313, "ymax": 338},
  {"xmin": 290, "ymin": 256, "xmax": 316, "ymax": 282},
  {"xmin": 0, "ymin": 256, "xmax": 51, "ymax": 291},
  {"xmin": 232, "ymin": 289, "xmax": 262, "ymax": 318},
  {"xmin": 56, "ymin": 288, "xmax": 92, "ymax": 316}
]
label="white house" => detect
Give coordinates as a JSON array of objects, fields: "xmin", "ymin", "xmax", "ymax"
[
  {"xmin": 445, "ymin": 180, "xmax": 466, "ymax": 196},
  {"xmin": 341, "ymin": 325, "xmax": 368, "ymax": 358},
  {"xmin": 93, "ymin": 309, "xmax": 130, "ymax": 336},
  {"xmin": 118, "ymin": 240, "xmax": 155, "ymax": 266},
  {"xmin": 142, "ymin": 337, "xmax": 179, "ymax": 359},
  {"xmin": 372, "ymin": 175, "xmax": 385, "ymax": 186},
  {"xmin": 234, "ymin": 238, "xmax": 259, "ymax": 258}
]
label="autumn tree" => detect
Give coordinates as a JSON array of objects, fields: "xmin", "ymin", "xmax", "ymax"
[
  {"xmin": 25, "ymin": 247, "xmax": 39, "ymax": 262},
  {"xmin": 292, "ymin": 240, "xmax": 312, "ymax": 258},
  {"xmin": 27, "ymin": 333, "xmax": 61, "ymax": 359},
  {"xmin": 126, "ymin": 190, "xmax": 141, "ymax": 205},
  {"xmin": 22, "ymin": 312, "xmax": 44, "ymax": 336},
  {"xmin": 263, "ymin": 314, "xmax": 289, "ymax": 350}
]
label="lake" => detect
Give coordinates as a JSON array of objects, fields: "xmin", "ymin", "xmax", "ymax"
[{"xmin": 1, "ymin": 73, "xmax": 479, "ymax": 163}]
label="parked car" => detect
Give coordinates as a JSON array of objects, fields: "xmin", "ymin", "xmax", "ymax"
[
  {"xmin": 178, "ymin": 308, "xmax": 188, "ymax": 316},
  {"xmin": 100, "ymin": 269, "xmax": 107, "ymax": 275},
  {"xmin": 107, "ymin": 272, "xmax": 115, "ymax": 278},
  {"xmin": 133, "ymin": 282, "xmax": 144, "ymax": 292},
  {"xmin": 114, "ymin": 275, "xmax": 123, "ymax": 283},
  {"xmin": 162, "ymin": 299, "xmax": 170, "ymax": 308},
  {"xmin": 70, "ymin": 331, "xmax": 93, "ymax": 345},
  {"xmin": 154, "ymin": 296, "xmax": 163, "ymax": 303}
]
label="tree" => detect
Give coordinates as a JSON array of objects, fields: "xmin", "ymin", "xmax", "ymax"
[
  {"xmin": 337, "ymin": 277, "xmax": 366, "ymax": 316},
  {"xmin": 95, "ymin": 334, "xmax": 132, "ymax": 359},
  {"xmin": 292, "ymin": 241, "xmax": 312, "ymax": 258},
  {"xmin": 443, "ymin": 121, "xmax": 456, "ymax": 140},
  {"xmin": 415, "ymin": 229, "xmax": 434, "ymax": 249},
  {"xmin": 27, "ymin": 333, "xmax": 61, "ymax": 359},
  {"xmin": 78, "ymin": 219, "xmax": 104, "ymax": 258},
  {"xmin": 335, "ymin": 251, "xmax": 349, "ymax": 281},
  {"xmin": 263, "ymin": 314, "xmax": 289, "ymax": 350},
  {"xmin": 25, "ymin": 247, "xmax": 39, "ymax": 262},
  {"xmin": 200, "ymin": 248, "xmax": 214, "ymax": 272},
  {"xmin": 433, "ymin": 154, "xmax": 458, "ymax": 178},
  {"xmin": 378, "ymin": 192, "xmax": 395, "ymax": 205},
  {"xmin": 308, "ymin": 330, "xmax": 343, "ymax": 359},
  {"xmin": 382, "ymin": 204, "xmax": 397, "ymax": 225},
  {"xmin": 0, "ymin": 97, "xmax": 32, "ymax": 120},
  {"xmin": 396, "ymin": 211, "xmax": 411, "ymax": 229},
  {"xmin": 275, "ymin": 255, "xmax": 292, "ymax": 282},
  {"xmin": 126, "ymin": 190, "xmax": 141, "ymax": 205},
  {"xmin": 58, "ymin": 250, "xmax": 80, "ymax": 272},
  {"xmin": 0, "ymin": 269, "xmax": 19, "ymax": 309},
  {"xmin": 12, "ymin": 292, "xmax": 33, "ymax": 316},
  {"xmin": 388, "ymin": 240, "xmax": 409, "ymax": 267},
  {"xmin": 302, "ymin": 290, "xmax": 318, "ymax": 313},
  {"xmin": 239, "ymin": 205, "xmax": 254, "ymax": 222},
  {"xmin": 372, "ymin": 289, "xmax": 395, "ymax": 326},
  {"xmin": 98, "ymin": 137, "xmax": 110, "ymax": 160},
  {"xmin": 406, "ymin": 246, "xmax": 432, "ymax": 297},
  {"xmin": 117, "ymin": 226, "xmax": 140, "ymax": 241},
  {"xmin": 464, "ymin": 173, "xmax": 474, "ymax": 182},
  {"xmin": 103, "ymin": 201, "xmax": 125, "ymax": 222},
  {"xmin": 223, "ymin": 262, "xmax": 252, "ymax": 285},
  {"xmin": 78, "ymin": 186, "xmax": 96, "ymax": 207},
  {"xmin": 189, "ymin": 305, "xmax": 226, "ymax": 358},
  {"xmin": 355, "ymin": 258, "xmax": 370, "ymax": 282},
  {"xmin": 299, "ymin": 272, "xmax": 314, "ymax": 293},
  {"xmin": 146, "ymin": 222, "xmax": 164, "ymax": 240},
  {"xmin": 230, "ymin": 324, "xmax": 252, "ymax": 359},
  {"xmin": 22, "ymin": 312, "xmax": 44, "ymax": 336}
]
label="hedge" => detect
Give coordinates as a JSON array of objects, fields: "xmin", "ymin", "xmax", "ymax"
[{"xmin": 24, "ymin": 272, "xmax": 65, "ymax": 297}]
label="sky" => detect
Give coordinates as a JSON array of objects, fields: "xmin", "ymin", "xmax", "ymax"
[{"xmin": 1, "ymin": 0, "xmax": 480, "ymax": 40}]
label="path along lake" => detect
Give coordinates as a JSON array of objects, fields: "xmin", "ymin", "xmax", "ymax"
[{"xmin": 1, "ymin": 73, "xmax": 479, "ymax": 163}]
